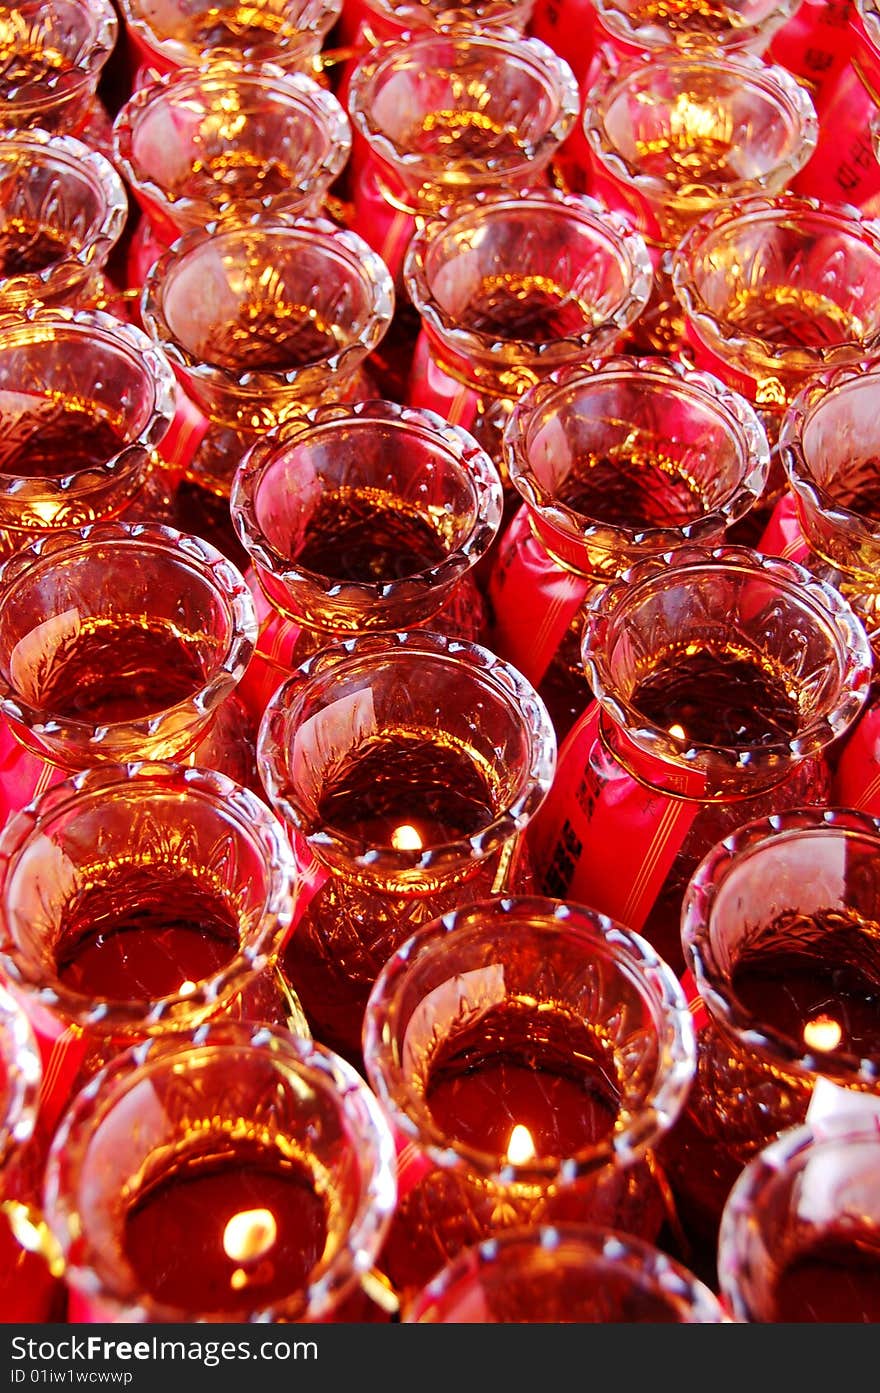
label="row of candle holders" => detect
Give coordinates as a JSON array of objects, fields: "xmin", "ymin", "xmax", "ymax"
[{"xmin": 4, "ymin": 0, "xmax": 880, "ymax": 1328}]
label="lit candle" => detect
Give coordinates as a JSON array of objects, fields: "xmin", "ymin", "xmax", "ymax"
[{"xmin": 364, "ymin": 897, "xmax": 695, "ymax": 1299}]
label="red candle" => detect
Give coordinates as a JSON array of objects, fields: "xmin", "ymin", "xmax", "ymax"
[
  {"xmin": 315, "ymin": 728, "xmax": 498, "ymax": 848},
  {"xmin": 770, "ymin": 1233, "xmax": 880, "ymax": 1322},
  {"xmin": 730, "ymin": 909, "xmax": 880, "ymax": 1059},
  {"xmin": 424, "ymin": 1000, "xmax": 619, "ymax": 1159},
  {"xmin": 55, "ymin": 868, "xmax": 241, "ymax": 1003},
  {"xmin": 123, "ymin": 1145, "xmax": 328, "ymax": 1313}
]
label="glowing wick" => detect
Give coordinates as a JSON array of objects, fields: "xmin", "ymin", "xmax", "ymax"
[
  {"xmin": 391, "ymin": 823, "xmax": 423, "ymax": 851},
  {"xmin": 803, "ymin": 1014, "xmax": 843, "ymax": 1053},
  {"xmin": 668, "ymin": 724, "xmax": 687, "ymax": 741},
  {"xmin": 222, "ymin": 1208, "xmax": 277, "ymax": 1264},
  {"xmin": 506, "ymin": 1124, "xmax": 536, "ymax": 1165}
]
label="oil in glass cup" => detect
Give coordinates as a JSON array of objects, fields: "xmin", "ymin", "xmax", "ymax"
[
  {"xmin": 362, "ymin": 896, "xmax": 695, "ymax": 1303},
  {"xmin": 230, "ymin": 399, "xmax": 504, "ymax": 724}
]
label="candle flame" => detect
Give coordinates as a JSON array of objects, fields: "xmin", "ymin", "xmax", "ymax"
[
  {"xmin": 179, "ymin": 979, "xmax": 197, "ymax": 996},
  {"xmin": 223, "ymin": 1208, "xmax": 277, "ymax": 1264},
  {"xmin": 506, "ymin": 1123, "xmax": 536, "ymax": 1165},
  {"xmin": 668, "ymin": 724, "xmax": 687, "ymax": 741},
  {"xmin": 391, "ymin": 823, "xmax": 423, "ymax": 851},
  {"xmin": 803, "ymin": 1014, "xmax": 843, "ymax": 1053}
]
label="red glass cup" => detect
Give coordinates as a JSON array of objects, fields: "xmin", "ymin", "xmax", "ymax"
[
  {"xmin": 0, "ymin": 981, "xmax": 61, "ymax": 1322},
  {"xmin": 664, "ymin": 805, "xmax": 880, "ymax": 1262},
  {"xmin": 230, "ymin": 398, "xmax": 504, "ymax": 722},
  {"xmin": 0, "ymin": 305, "xmax": 178, "ymax": 559},
  {"xmin": 0, "ymin": 521, "xmax": 260, "ymax": 822},
  {"xmin": 0, "ymin": 128, "xmax": 129, "ymax": 315},
  {"xmin": 0, "ymin": 0, "xmax": 119, "ymax": 142},
  {"xmin": 404, "ymin": 1222, "xmax": 729, "ymax": 1322},
  {"xmin": 42, "ymin": 1023, "xmax": 396, "ymax": 1322},
  {"xmin": 0, "ymin": 760, "xmax": 306, "ymax": 1072},
  {"xmin": 117, "ymin": 0, "xmax": 343, "ymax": 83},
  {"xmin": 718, "ymin": 1112, "xmax": 880, "ymax": 1322},
  {"xmin": 363, "ymin": 894, "xmax": 696, "ymax": 1302}
]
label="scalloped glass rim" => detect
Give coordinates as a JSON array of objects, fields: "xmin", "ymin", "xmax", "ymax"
[
  {"xmin": 140, "ymin": 218, "xmax": 395, "ymax": 394},
  {"xmin": 231, "ymin": 399, "xmax": 504, "ymax": 602},
  {"xmin": 256, "ymin": 631, "xmax": 557, "ymax": 877},
  {"xmin": 681, "ymin": 805, "xmax": 880, "ymax": 1087},
  {"xmin": 0, "ymin": 761, "xmax": 297, "ymax": 1033},
  {"xmin": 112, "ymin": 62, "xmax": 351, "ymax": 227},
  {"xmin": 582, "ymin": 49, "xmax": 819, "ymax": 205},
  {"xmin": 0, "ymin": 523, "xmax": 257, "ymax": 746},
  {"xmin": 116, "ymin": 0, "xmax": 343, "ymax": 69},
  {"xmin": 671, "ymin": 195, "xmax": 880, "ymax": 373},
  {"xmin": 0, "ymin": 305, "xmax": 176, "ymax": 492},
  {"xmin": 362, "ymin": 895, "xmax": 696, "ymax": 1184},
  {"xmin": 503, "ymin": 355, "xmax": 771, "ymax": 557},
  {"xmin": 403, "ymin": 189, "xmax": 654, "ymax": 366},
  {"xmin": 347, "ymin": 28, "xmax": 580, "ymax": 185},
  {"xmin": 43, "ymin": 1021, "xmax": 397, "ymax": 1322},
  {"xmin": 581, "ymin": 544, "xmax": 874, "ymax": 771}
]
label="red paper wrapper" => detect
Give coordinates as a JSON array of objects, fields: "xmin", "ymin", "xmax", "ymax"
[
  {"xmin": 348, "ymin": 160, "xmax": 418, "ymax": 288},
  {"xmin": 156, "ymin": 389, "xmax": 210, "ymax": 491},
  {"xmin": 528, "ymin": 701, "xmax": 702, "ymax": 928},
  {"xmin": 487, "ymin": 504, "xmax": 588, "ymax": 687},
  {"xmin": 235, "ymin": 568, "xmax": 308, "ymax": 728},
  {"xmin": 832, "ymin": 695, "xmax": 880, "ymax": 811},
  {"xmin": 406, "ymin": 331, "xmax": 481, "ymax": 432},
  {"xmin": 755, "ymin": 488, "xmax": 810, "ymax": 561},
  {"xmin": 528, "ymin": 0, "xmax": 599, "ymax": 84},
  {"xmin": 769, "ymin": 0, "xmax": 860, "ymax": 113}
]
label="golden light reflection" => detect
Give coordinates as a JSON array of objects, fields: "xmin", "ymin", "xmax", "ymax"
[
  {"xmin": 803, "ymin": 1014, "xmax": 843, "ymax": 1053},
  {"xmin": 223, "ymin": 1208, "xmax": 277, "ymax": 1264},
  {"xmin": 506, "ymin": 1123, "xmax": 536, "ymax": 1165},
  {"xmin": 391, "ymin": 823, "xmax": 423, "ymax": 851}
]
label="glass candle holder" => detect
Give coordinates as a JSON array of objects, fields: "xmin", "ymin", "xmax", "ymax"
[
  {"xmin": 117, "ymin": 0, "xmax": 343, "ymax": 83},
  {"xmin": 0, "ymin": 521, "xmax": 259, "ymax": 823},
  {"xmin": 778, "ymin": 360, "xmax": 880, "ymax": 654},
  {"xmin": 257, "ymin": 629, "xmax": 556, "ymax": 1065},
  {"xmin": 0, "ymin": 305, "xmax": 178, "ymax": 559},
  {"xmin": 357, "ymin": 0, "xmax": 535, "ymax": 40},
  {"xmin": 672, "ymin": 191, "xmax": 880, "ymax": 437},
  {"xmin": 112, "ymin": 62, "xmax": 352, "ymax": 293},
  {"xmin": 666, "ymin": 806, "xmax": 880, "ymax": 1271},
  {"xmin": 489, "ymin": 355, "xmax": 770, "ymax": 743},
  {"xmin": 345, "ymin": 27, "xmax": 579, "ymax": 283},
  {"xmin": 0, "ymin": 760, "xmax": 307, "ymax": 1085},
  {"xmin": 672, "ymin": 192, "xmax": 880, "ymax": 534},
  {"xmin": 0, "ymin": 981, "xmax": 61, "ymax": 1322},
  {"xmin": 404, "ymin": 1222, "xmax": 729, "ymax": 1322},
  {"xmin": 42, "ymin": 1022, "xmax": 396, "ymax": 1323},
  {"xmin": 362, "ymin": 895, "xmax": 696, "ymax": 1303},
  {"xmin": 403, "ymin": 187, "xmax": 653, "ymax": 478},
  {"xmin": 230, "ymin": 399, "xmax": 504, "ymax": 724},
  {"xmin": 718, "ymin": 1112, "xmax": 880, "ymax": 1322},
  {"xmin": 531, "ymin": 544, "xmax": 873, "ymax": 978},
  {"xmin": 0, "ymin": 127, "xmax": 129, "ymax": 315},
  {"xmin": 589, "ymin": 0, "xmax": 803, "ymax": 56},
  {"xmin": 0, "ymin": 0, "xmax": 119, "ymax": 143},
  {"xmin": 581, "ymin": 48, "xmax": 818, "ymax": 354},
  {"xmin": 140, "ymin": 217, "xmax": 395, "ymax": 534}
]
